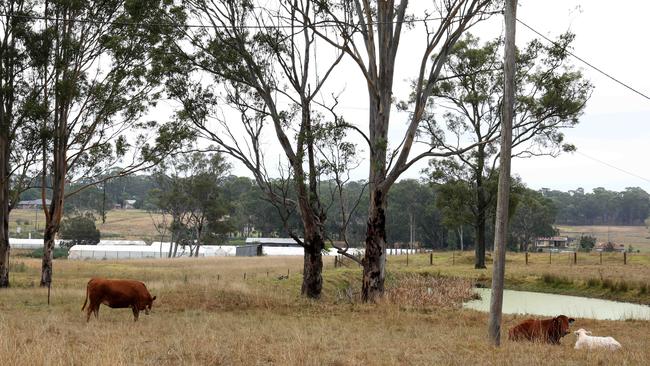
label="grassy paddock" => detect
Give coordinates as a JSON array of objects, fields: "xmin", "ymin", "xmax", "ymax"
[{"xmin": 2, "ymin": 254, "xmax": 650, "ymax": 365}]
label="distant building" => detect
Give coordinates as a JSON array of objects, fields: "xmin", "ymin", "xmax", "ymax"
[
  {"xmin": 594, "ymin": 242, "xmax": 626, "ymax": 253},
  {"xmin": 16, "ymin": 199, "xmax": 51, "ymax": 209},
  {"xmin": 245, "ymin": 237, "xmax": 302, "ymax": 247},
  {"xmin": 534, "ymin": 236, "xmax": 571, "ymax": 252},
  {"xmin": 123, "ymin": 200, "xmax": 137, "ymax": 209}
]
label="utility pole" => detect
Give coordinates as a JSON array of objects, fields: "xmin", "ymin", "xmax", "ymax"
[{"xmin": 488, "ymin": 0, "xmax": 517, "ymax": 346}]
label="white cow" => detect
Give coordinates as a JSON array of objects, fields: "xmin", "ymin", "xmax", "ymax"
[{"xmin": 574, "ymin": 328, "xmax": 622, "ymax": 350}]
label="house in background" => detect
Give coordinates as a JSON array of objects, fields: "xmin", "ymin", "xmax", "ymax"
[{"xmin": 533, "ymin": 236, "xmax": 572, "ymax": 252}]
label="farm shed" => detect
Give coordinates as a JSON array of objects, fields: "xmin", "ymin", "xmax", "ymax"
[
  {"xmin": 97, "ymin": 240, "xmax": 147, "ymax": 246},
  {"xmin": 68, "ymin": 244, "xmax": 238, "ymax": 260},
  {"xmin": 9, "ymin": 238, "xmax": 61, "ymax": 249},
  {"xmin": 245, "ymin": 237, "xmax": 302, "ymax": 247}
]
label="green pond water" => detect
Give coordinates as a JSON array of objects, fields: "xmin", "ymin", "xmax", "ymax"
[{"xmin": 463, "ymin": 288, "xmax": 650, "ymax": 320}]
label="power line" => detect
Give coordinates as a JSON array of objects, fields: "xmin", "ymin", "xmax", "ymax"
[
  {"xmin": 0, "ymin": 11, "xmax": 457, "ymax": 29},
  {"xmin": 576, "ymin": 151, "xmax": 650, "ymax": 185},
  {"xmin": 517, "ymin": 18, "xmax": 650, "ymax": 101}
]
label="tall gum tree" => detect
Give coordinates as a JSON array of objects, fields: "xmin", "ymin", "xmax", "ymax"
[
  {"xmin": 425, "ymin": 33, "xmax": 592, "ymax": 268},
  {"xmin": 36, "ymin": 0, "xmax": 186, "ymax": 287},
  {"xmin": 306, "ymin": 0, "xmax": 497, "ymax": 301},
  {"xmin": 165, "ymin": 0, "xmax": 358, "ymax": 298},
  {"xmin": 0, "ymin": 0, "xmax": 42, "ymax": 287}
]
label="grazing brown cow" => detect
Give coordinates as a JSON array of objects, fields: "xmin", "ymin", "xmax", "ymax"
[
  {"xmin": 82, "ymin": 278, "xmax": 156, "ymax": 322},
  {"xmin": 508, "ymin": 315, "xmax": 575, "ymax": 344}
]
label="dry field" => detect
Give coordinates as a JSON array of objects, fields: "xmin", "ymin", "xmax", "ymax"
[
  {"xmin": 557, "ymin": 224, "xmax": 650, "ymax": 252},
  {"xmin": 9, "ymin": 209, "xmax": 164, "ymax": 241},
  {"xmin": 1, "ymin": 254, "xmax": 650, "ymax": 365}
]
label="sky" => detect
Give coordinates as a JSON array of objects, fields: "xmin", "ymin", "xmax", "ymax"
[{"xmin": 164, "ymin": 1, "xmax": 650, "ymax": 194}]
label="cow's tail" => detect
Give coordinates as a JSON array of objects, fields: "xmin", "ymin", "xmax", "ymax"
[{"xmin": 81, "ymin": 282, "xmax": 89, "ymax": 311}]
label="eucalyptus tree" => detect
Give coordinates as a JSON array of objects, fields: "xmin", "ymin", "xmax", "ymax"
[
  {"xmin": 164, "ymin": 0, "xmax": 358, "ymax": 298},
  {"xmin": 35, "ymin": 0, "xmax": 187, "ymax": 287},
  {"xmin": 0, "ymin": 0, "xmax": 42, "ymax": 287},
  {"xmin": 426, "ymin": 33, "xmax": 592, "ymax": 268},
  {"xmin": 305, "ymin": 0, "xmax": 497, "ymax": 301}
]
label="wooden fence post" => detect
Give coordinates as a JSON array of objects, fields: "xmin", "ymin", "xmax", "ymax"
[
  {"xmin": 574, "ymin": 252, "xmax": 577, "ymax": 265},
  {"xmin": 406, "ymin": 251, "xmax": 409, "ymax": 266},
  {"xmin": 525, "ymin": 251, "xmax": 528, "ymax": 265},
  {"xmin": 287, "ymin": 269, "xmax": 290, "ymax": 278},
  {"xmin": 624, "ymin": 252, "xmax": 627, "ymax": 265},
  {"xmin": 429, "ymin": 252, "xmax": 433, "ymax": 265},
  {"xmin": 244, "ymin": 272, "xmax": 246, "ymax": 280}
]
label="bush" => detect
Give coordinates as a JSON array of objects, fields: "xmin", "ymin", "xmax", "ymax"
[
  {"xmin": 27, "ymin": 247, "xmax": 69, "ymax": 259},
  {"xmin": 59, "ymin": 212, "xmax": 100, "ymax": 248},
  {"xmin": 579, "ymin": 235, "xmax": 596, "ymax": 251}
]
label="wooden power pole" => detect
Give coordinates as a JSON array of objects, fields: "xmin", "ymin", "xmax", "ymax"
[{"xmin": 488, "ymin": 0, "xmax": 517, "ymax": 346}]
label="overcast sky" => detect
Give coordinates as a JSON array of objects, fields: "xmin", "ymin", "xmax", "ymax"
[{"xmin": 168, "ymin": 1, "xmax": 650, "ymax": 194}]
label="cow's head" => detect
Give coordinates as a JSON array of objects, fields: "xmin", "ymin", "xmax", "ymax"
[
  {"xmin": 554, "ymin": 315, "xmax": 575, "ymax": 337},
  {"xmin": 141, "ymin": 295, "xmax": 156, "ymax": 315}
]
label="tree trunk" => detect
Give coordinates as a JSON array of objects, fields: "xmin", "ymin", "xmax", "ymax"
[
  {"xmin": 488, "ymin": 0, "xmax": 516, "ymax": 346},
  {"xmin": 475, "ymin": 210, "xmax": 487, "ymax": 269},
  {"xmin": 40, "ymin": 224, "xmax": 57, "ymax": 287},
  {"xmin": 301, "ymin": 232, "xmax": 324, "ymax": 299},
  {"xmin": 362, "ymin": 189, "xmax": 387, "ymax": 302},
  {"xmin": 0, "ymin": 134, "xmax": 9, "ymax": 287}
]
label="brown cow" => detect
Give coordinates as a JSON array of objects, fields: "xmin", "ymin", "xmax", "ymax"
[
  {"xmin": 81, "ymin": 278, "xmax": 156, "ymax": 322},
  {"xmin": 508, "ymin": 315, "xmax": 575, "ymax": 344}
]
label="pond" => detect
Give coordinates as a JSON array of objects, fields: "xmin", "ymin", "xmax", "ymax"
[{"xmin": 463, "ymin": 288, "xmax": 650, "ymax": 320}]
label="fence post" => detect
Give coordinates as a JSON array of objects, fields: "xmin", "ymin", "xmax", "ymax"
[
  {"xmin": 599, "ymin": 251, "xmax": 602, "ymax": 265},
  {"xmin": 243, "ymin": 272, "xmax": 246, "ymax": 280},
  {"xmin": 429, "ymin": 252, "xmax": 433, "ymax": 265},
  {"xmin": 549, "ymin": 251, "xmax": 552, "ymax": 264},
  {"xmin": 574, "ymin": 252, "xmax": 577, "ymax": 265},
  {"xmin": 406, "ymin": 251, "xmax": 409, "ymax": 266},
  {"xmin": 217, "ymin": 274, "xmax": 220, "ymax": 281},
  {"xmin": 624, "ymin": 252, "xmax": 627, "ymax": 265},
  {"xmin": 452, "ymin": 251, "xmax": 455, "ymax": 265},
  {"xmin": 525, "ymin": 251, "xmax": 528, "ymax": 265},
  {"xmin": 287, "ymin": 269, "xmax": 290, "ymax": 278},
  {"xmin": 334, "ymin": 256, "xmax": 338, "ymax": 268}
]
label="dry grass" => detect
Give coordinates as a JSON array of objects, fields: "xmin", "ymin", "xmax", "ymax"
[
  {"xmin": 9, "ymin": 209, "xmax": 163, "ymax": 241},
  {"xmin": 1, "ymin": 255, "xmax": 650, "ymax": 365}
]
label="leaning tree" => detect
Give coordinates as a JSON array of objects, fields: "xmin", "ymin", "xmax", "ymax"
[{"xmin": 164, "ymin": 0, "xmax": 364, "ymax": 298}]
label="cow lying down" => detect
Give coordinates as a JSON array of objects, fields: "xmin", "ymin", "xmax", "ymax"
[
  {"xmin": 574, "ymin": 328, "xmax": 622, "ymax": 350},
  {"xmin": 82, "ymin": 278, "xmax": 156, "ymax": 322},
  {"xmin": 508, "ymin": 315, "xmax": 575, "ymax": 344}
]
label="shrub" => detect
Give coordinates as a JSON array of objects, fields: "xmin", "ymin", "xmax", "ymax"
[
  {"xmin": 59, "ymin": 212, "xmax": 100, "ymax": 248},
  {"xmin": 27, "ymin": 247, "xmax": 69, "ymax": 259}
]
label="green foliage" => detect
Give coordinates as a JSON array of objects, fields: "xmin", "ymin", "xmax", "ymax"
[
  {"xmin": 27, "ymin": 247, "xmax": 69, "ymax": 259},
  {"xmin": 579, "ymin": 235, "xmax": 597, "ymax": 251},
  {"xmin": 59, "ymin": 213, "xmax": 101, "ymax": 248}
]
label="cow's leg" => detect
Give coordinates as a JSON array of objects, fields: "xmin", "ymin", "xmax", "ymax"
[
  {"xmin": 132, "ymin": 306, "xmax": 139, "ymax": 322},
  {"xmin": 94, "ymin": 303, "xmax": 100, "ymax": 319}
]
